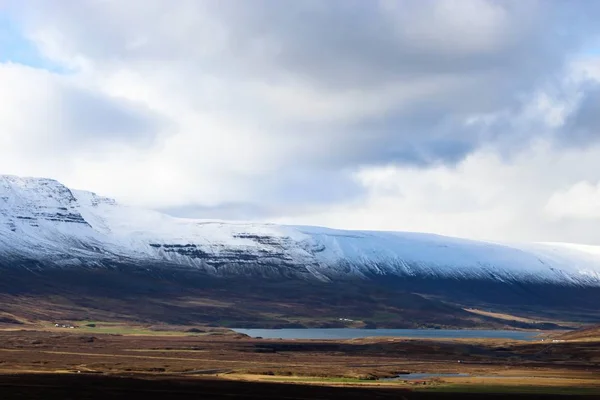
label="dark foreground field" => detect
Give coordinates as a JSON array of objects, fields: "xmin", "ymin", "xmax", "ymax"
[
  {"xmin": 2, "ymin": 373, "xmax": 598, "ymax": 400},
  {"xmin": 0, "ymin": 328, "xmax": 599, "ymax": 399}
]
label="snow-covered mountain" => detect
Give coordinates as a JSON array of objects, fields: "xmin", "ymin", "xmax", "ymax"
[{"xmin": 2, "ymin": 174, "xmax": 600, "ymax": 287}]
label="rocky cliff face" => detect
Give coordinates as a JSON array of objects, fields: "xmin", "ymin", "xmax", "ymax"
[{"xmin": 0, "ymin": 176, "xmax": 88, "ymax": 229}]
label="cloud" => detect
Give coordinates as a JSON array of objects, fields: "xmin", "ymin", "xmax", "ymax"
[
  {"xmin": 561, "ymin": 82, "xmax": 600, "ymax": 145},
  {"xmin": 274, "ymin": 140, "xmax": 600, "ymax": 245},
  {"xmin": 11, "ymin": 2, "xmax": 597, "ymax": 146},
  {"xmin": 545, "ymin": 181, "xmax": 600, "ymax": 220},
  {"xmin": 1, "ymin": 1, "xmax": 600, "ymax": 243},
  {"xmin": 0, "ymin": 63, "xmax": 166, "ymax": 150}
]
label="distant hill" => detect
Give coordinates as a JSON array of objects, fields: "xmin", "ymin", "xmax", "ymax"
[{"xmin": 560, "ymin": 325, "xmax": 600, "ymax": 340}]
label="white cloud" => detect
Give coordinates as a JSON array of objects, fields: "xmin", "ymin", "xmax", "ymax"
[
  {"xmin": 273, "ymin": 141, "xmax": 600, "ymax": 244},
  {"xmin": 1, "ymin": 1, "xmax": 600, "ymax": 243},
  {"xmin": 545, "ymin": 181, "xmax": 600, "ymax": 220}
]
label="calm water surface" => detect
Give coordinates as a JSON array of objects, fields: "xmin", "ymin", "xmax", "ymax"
[
  {"xmin": 383, "ymin": 373, "xmax": 470, "ymax": 381},
  {"xmin": 232, "ymin": 328, "xmax": 538, "ymax": 341}
]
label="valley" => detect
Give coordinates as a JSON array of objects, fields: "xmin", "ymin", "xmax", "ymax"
[
  {"xmin": 2, "ymin": 175, "xmax": 600, "ymax": 398},
  {"xmin": 0, "ymin": 326, "xmax": 598, "ymax": 399}
]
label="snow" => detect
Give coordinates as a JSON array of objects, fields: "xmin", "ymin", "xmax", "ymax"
[{"xmin": 2, "ymin": 174, "xmax": 600, "ymax": 285}]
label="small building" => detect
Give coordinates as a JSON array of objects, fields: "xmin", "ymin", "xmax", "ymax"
[{"xmin": 54, "ymin": 323, "xmax": 77, "ymax": 329}]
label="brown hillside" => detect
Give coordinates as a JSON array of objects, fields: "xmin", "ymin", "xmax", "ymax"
[{"xmin": 560, "ymin": 325, "xmax": 600, "ymax": 340}]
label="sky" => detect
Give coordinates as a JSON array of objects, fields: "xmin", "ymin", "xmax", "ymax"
[{"xmin": 1, "ymin": 1, "xmax": 600, "ymax": 244}]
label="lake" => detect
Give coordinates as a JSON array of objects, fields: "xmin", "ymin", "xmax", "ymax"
[
  {"xmin": 383, "ymin": 373, "xmax": 470, "ymax": 381},
  {"xmin": 232, "ymin": 328, "xmax": 539, "ymax": 341}
]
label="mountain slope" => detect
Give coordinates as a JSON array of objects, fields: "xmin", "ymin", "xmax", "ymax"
[
  {"xmin": 1, "ymin": 174, "xmax": 600, "ymax": 328},
  {"xmin": 1, "ymin": 174, "xmax": 600, "ymax": 286}
]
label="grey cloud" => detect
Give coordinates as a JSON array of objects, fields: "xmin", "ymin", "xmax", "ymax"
[
  {"xmin": 6, "ymin": 0, "xmax": 600, "ymax": 219},
  {"xmin": 338, "ymin": 101, "xmax": 481, "ymax": 166},
  {"xmin": 17, "ymin": 1, "xmax": 594, "ymax": 96},
  {"xmin": 258, "ymin": 169, "xmax": 363, "ymax": 205},
  {"xmin": 161, "ymin": 203, "xmax": 273, "ymax": 220},
  {"xmin": 161, "ymin": 167, "xmax": 364, "ymax": 220},
  {"xmin": 562, "ymin": 82, "xmax": 600, "ymax": 144},
  {"xmin": 211, "ymin": 1, "xmax": 519, "ymax": 83},
  {"xmin": 194, "ymin": 0, "xmax": 592, "ymax": 104},
  {"xmin": 199, "ymin": 0, "xmax": 600, "ymax": 168},
  {"xmin": 17, "ymin": 3, "xmax": 599, "ymax": 112},
  {"xmin": 0, "ymin": 64, "xmax": 167, "ymax": 155},
  {"xmin": 57, "ymin": 85, "xmax": 168, "ymax": 147}
]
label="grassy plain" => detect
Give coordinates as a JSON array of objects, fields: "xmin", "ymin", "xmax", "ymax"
[{"xmin": 0, "ymin": 322, "xmax": 599, "ymax": 398}]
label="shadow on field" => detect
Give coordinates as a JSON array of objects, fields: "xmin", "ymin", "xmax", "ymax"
[{"xmin": 0, "ymin": 374, "xmax": 596, "ymax": 400}]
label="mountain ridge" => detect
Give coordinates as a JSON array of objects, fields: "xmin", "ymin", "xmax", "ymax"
[
  {"xmin": 1, "ymin": 174, "xmax": 600, "ymax": 328},
  {"xmin": 2, "ymin": 174, "xmax": 600, "ymax": 286}
]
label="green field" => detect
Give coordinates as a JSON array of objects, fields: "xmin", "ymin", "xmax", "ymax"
[
  {"xmin": 260, "ymin": 376, "xmax": 372, "ymax": 384},
  {"xmin": 49, "ymin": 321, "xmax": 211, "ymax": 336}
]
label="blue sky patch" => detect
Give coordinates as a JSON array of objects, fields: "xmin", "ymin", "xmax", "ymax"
[{"xmin": 0, "ymin": 14, "xmax": 67, "ymax": 73}]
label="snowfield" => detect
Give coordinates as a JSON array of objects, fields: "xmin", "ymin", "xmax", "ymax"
[{"xmin": 1, "ymin": 174, "xmax": 600, "ymax": 285}]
